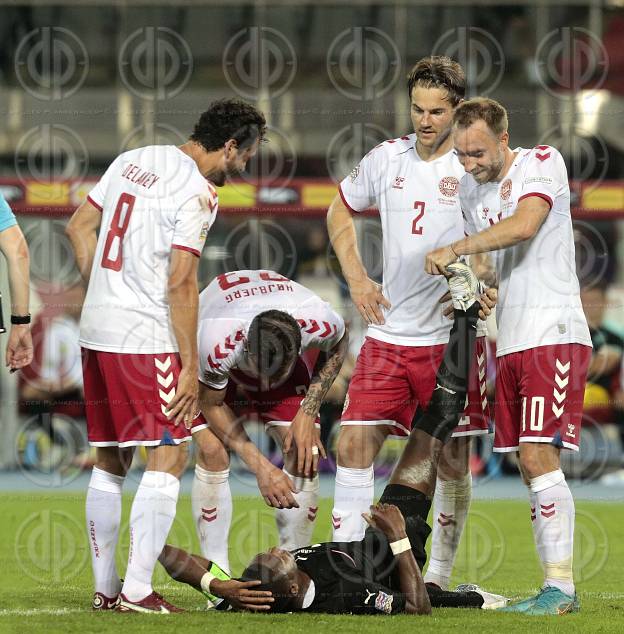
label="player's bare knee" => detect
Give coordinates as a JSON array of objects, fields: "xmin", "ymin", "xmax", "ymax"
[
  {"xmin": 438, "ymin": 436, "xmax": 472, "ymax": 481},
  {"xmin": 95, "ymin": 446, "xmax": 133, "ymax": 476},
  {"xmin": 518, "ymin": 444, "xmax": 560, "ymax": 481},
  {"xmin": 336, "ymin": 426, "xmax": 378, "ymax": 468},
  {"xmin": 194, "ymin": 429, "xmax": 229, "ymax": 471},
  {"xmin": 146, "ymin": 444, "xmax": 189, "ymax": 478}
]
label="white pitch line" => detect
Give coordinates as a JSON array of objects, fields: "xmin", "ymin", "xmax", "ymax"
[{"xmin": 0, "ymin": 608, "xmax": 83, "ymax": 616}]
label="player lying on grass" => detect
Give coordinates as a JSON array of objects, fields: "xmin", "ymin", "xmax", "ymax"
[{"xmin": 158, "ymin": 263, "xmax": 509, "ymax": 614}]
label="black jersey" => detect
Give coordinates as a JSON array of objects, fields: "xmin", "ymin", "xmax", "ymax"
[{"xmin": 292, "ymin": 515, "xmax": 430, "ymax": 614}]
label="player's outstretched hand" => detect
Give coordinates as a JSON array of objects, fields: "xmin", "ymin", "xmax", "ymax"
[
  {"xmin": 349, "ymin": 277, "xmax": 391, "ymax": 325},
  {"xmin": 165, "ymin": 365, "xmax": 199, "ymax": 428},
  {"xmin": 425, "ymin": 245, "xmax": 458, "ymax": 276},
  {"xmin": 284, "ymin": 410, "xmax": 327, "ymax": 476},
  {"xmin": 257, "ymin": 464, "xmax": 299, "ymax": 509},
  {"xmin": 362, "ymin": 503, "xmax": 407, "ymax": 542},
  {"xmin": 6, "ymin": 325, "xmax": 33, "ymax": 371},
  {"xmin": 210, "ymin": 578, "xmax": 274, "ymax": 611}
]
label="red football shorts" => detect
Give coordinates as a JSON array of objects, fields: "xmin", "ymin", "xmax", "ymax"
[
  {"xmin": 341, "ymin": 337, "xmax": 490, "ymax": 438},
  {"xmin": 82, "ymin": 348, "xmax": 204, "ymax": 447},
  {"xmin": 193, "ymin": 356, "xmax": 319, "ymax": 433},
  {"xmin": 494, "ymin": 343, "xmax": 592, "ymax": 452}
]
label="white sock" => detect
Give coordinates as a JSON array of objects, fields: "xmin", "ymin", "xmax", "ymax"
[
  {"xmin": 121, "ymin": 471, "xmax": 180, "ymax": 602},
  {"xmin": 191, "ymin": 465, "xmax": 232, "ymax": 573},
  {"xmin": 529, "ymin": 469, "xmax": 575, "ymax": 596},
  {"xmin": 275, "ymin": 470, "xmax": 320, "ymax": 550},
  {"xmin": 424, "ymin": 473, "xmax": 472, "ymax": 589},
  {"xmin": 86, "ymin": 467, "xmax": 125, "ymax": 597},
  {"xmin": 331, "ymin": 465, "xmax": 374, "ymax": 541}
]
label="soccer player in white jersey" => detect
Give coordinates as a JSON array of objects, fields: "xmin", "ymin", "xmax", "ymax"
[
  {"xmin": 66, "ymin": 99, "xmax": 266, "ymax": 613},
  {"xmin": 191, "ymin": 269, "xmax": 348, "ymax": 570},
  {"xmin": 425, "ymin": 97, "xmax": 592, "ymax": 615},
  {"xmin": 327, "ymin": 56, "xmax": 496, "ymax": 590}
]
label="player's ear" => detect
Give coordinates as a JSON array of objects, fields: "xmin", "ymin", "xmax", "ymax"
[
  {"xmin": 289, "ymin": 582, "xmax": 299, "ymax": 596},
  {"xmin": 223, "ymin": 138, "xmax": 238, "ymax": 157},
  {"xmin": 500, "ymin": 131, "xmax": 509, "ymax": 147}
]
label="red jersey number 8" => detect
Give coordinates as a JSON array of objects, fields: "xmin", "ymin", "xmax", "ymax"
[{"xmin": 101, "ymin": 193, "xmax": 136, "ymax": 271}]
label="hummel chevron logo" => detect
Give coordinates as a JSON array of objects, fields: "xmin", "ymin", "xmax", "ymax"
[
  {"xmin": 214, "ymin": 345, "xmax": 228, "ymax": 360},
  {"xmin": 331, "ymin": 514, "xmax": 341, "ymax": 529},
  {"xmin": 305, "ymin": 320, "xmax": 320, "ymax": 334},
  {"xmin": 556, "ymin": 359, "xmax": 570, "ymax": 374},
  {"xmin": 157, "ymin": 373, "xmax": 173, "ymax": 389},
  {"xmin": 553, "ymin": 388, "xmax": 566, "ymax": 404},
  {"xmin": 159, "ymin": 387, "xmax": 175, "ymax": 403},
  {"xmin": 555, "ymin": 374, "xmax": 569, "ymax": 389},
  {"xmin": 438, "ymin": 512, "xmax": 456, "ymax": 527},
  {"xmin": 202, "ymin": 507, "xmax": 217, "ymax": 522},
  {"xmin": 552, "ymin": 359, "xmax": 569, "ymax": 419},
  {"xmin": 477, "ymin": 353, "xmax": 485, "ymax": 365},
  {"xmin": 541, "ymin": 503, "xmax": 556, "ymax": 519},
  {"xmin": 307, "ymin": 506, "xmax": 318, "ymax": 522},
  {"xmin": 155, "ymin": 357, "xmax": 172, "ymax": 373}
]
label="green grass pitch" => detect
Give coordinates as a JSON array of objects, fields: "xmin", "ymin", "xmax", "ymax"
[{"xmin": 0, "ymin": 493, "xmax": 622, "ymax": 632}]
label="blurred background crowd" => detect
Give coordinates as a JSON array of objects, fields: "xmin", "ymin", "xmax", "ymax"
[{"xmin": 1, "ymin": 0, "xmax": 623, "ymax": 484}]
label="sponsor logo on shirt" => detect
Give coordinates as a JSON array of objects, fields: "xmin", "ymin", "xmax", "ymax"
[
  {"xmin": 524, "ymin": 176, "xmax": 553, "ymax": 185},
  {"xmin": 349, "ymin": 165, "xmax": 360, "ymax": 182},
  {"xmin": 500, "ymin": 178, "xmax": 512, "ymax": 200},
  {"xmin": 438, "ymin": 176, "xmax": 459, "ymax": 197},
  {"xmin": 375, "ymin": 591, "xmax": 394, "ymax": 613},
  {"xmin": 392, "ymin": 176, "xmax": 405, "ymax": 190}
]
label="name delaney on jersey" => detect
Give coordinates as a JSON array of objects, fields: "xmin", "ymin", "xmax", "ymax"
[{"xmin": 121, "ymin": 163, "xmax": 161, "ymax": 189}]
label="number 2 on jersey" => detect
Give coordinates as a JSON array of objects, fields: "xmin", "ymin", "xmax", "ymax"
[
  {"xmin": 101, "ymin": 193, "xmax": 136, "ymax": 271},
  {"xmin": 412, "ymin": 201, "xmax": 425, "ymax": 235}
]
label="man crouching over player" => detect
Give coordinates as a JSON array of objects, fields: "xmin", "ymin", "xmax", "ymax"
[
  {"xmin": 160, "ymin": 263, "xmax": 508, "ymax": 614},
  {"xmin": 190, "ymin": 270, "xmax": 348, "ymax": 572}
]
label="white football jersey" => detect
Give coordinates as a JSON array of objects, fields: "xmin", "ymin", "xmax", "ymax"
[
  {"xmin": 198, "ymin": 270, "xmax": 346, "ymax": 389},
  {"xmin": 461, "ymin": 146, "xmax": 592, "ymax": 356},
  {"xmin": 339, "ymin": 134, "xmax": 473, "ymax": 346},
  {"xmin": 79, "ymin": 145, "xmax": 217, "ymax": 353}
]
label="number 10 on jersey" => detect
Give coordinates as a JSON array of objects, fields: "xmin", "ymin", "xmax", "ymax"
[{"xmin": 412, "ymin": 201, "xmax": 425, "ymax": 235}]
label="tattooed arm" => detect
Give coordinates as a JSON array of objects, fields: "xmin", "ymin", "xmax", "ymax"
[{"xmin": 284, "ymin": 326, "xmax": 350, "ymax": 476}]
